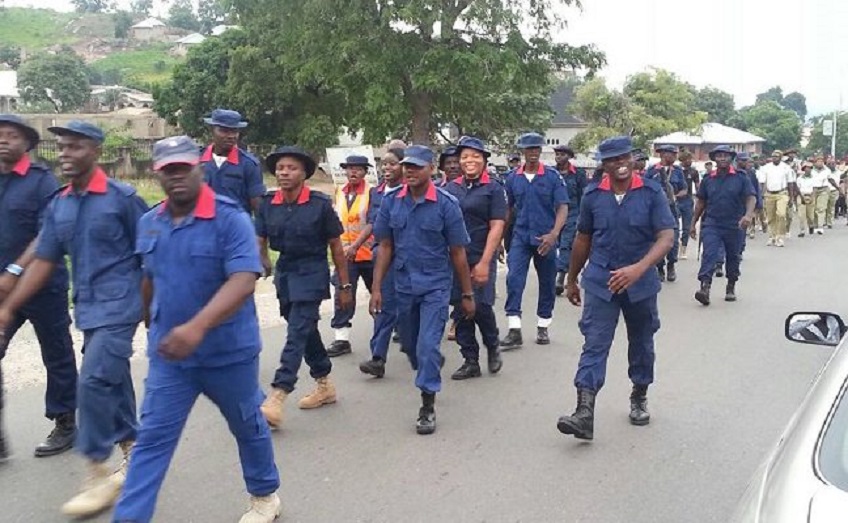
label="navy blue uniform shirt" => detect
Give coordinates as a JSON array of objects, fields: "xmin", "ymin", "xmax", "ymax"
[
  {"xmin": 504, "ymin": 163, "xmax": 568, "ymax": 245},
  {"xmin": 0, "ymin": 154, "xmax": 68, "ymax": 290},
  {"xmin": 645, "ymin": 164, "xmax": 687, "ymax": 204},
  {"xmin": 136, "ymin": 184, "xmax": 262, "ymax": 368},
  {"xmin": 374, "ymin": 182, "xmax": 470, "ymax": 296},
  {"xmin": 696, "ymin": 167, "xmax": 756, "ymax": 228},
  {"xmin": 200, "ymin": 145, "xmax": 265, "ymax": 214},
  {"xmin": 443, "ymin": 172, "xmax": 507, "ymax": 266},
  {"xmin": 255, "ymin": 186, "xmax": 343, "ymax": 303},
  {"xmin": 577, "ymin": 174, "xmax": 676, "ymax": 303},
  {"xmin": 37, "ymin": 168, "xmax": 149, "ymax": 330},
  {"xmin": 559, "ymin": 162, "xmax": 588, "ymax": 210}
]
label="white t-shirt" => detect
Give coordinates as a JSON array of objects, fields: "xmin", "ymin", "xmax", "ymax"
[
  {"xmin": 796, "ymin": 175, "xmax": 817, "ymax": 195},
  {"xmin": 810, "ymin": 167, "xmax": 832, "ymax": 189},
  {"xmin": 213, "ymin": 153, "xmax": 227, "ymax": 168},
  {"xmin": 757, "ymin": 162, "xmax": 796, "ymax": 192}
]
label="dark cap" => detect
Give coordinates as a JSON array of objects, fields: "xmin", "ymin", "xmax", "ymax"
[
  {"xmin": 597, "ymin": 136, "xmax": 633, "ymax": 161},
  {"xmin": 552, "ymin": 145, "xmax": 575, "ymax": 156},
  {"xmin": 736, "ymin": 151, "xmax": 751, "ymax": 161},
  {"xmin": 265, "ymin": 146, "xmax": 317, "ymax": 178},
  {"xmin": 709, "ymin": 145, "xmax": 737, "ymax": 161},
  {"xmin": 153, "ymin": 135, "xmax": 201, "ymax": 170},
  {"xmin": 401, "ymin": 145, "xmax": 435, "ymax": 167},
  {"xmin": 0, "ymin": 114, "xmax": 40, "ymax": 150},
  {"xmin": 508, "ymin": 153, "xmax": 521, "ymax": 162},
  {"xmin": 47, "ymin": 120, "xmax": 104, "ymax": 144},
  {"xmin": 456, "ymin": 136, "xmax": 490, "ymax": 157},
  {"xmin": 340, "ymin": 155, "xmax": 372, "ymax": 168},
  {"xmin": 517, "ymin": 132, "xmax": 545, "ymax": 149},
  {"xmin": 654, "ymin": 144, "xmax": 679, "ymax": 154},
  {"xmin": 203, "ymin": 108, "xmax": 248, "ymax": 129}
]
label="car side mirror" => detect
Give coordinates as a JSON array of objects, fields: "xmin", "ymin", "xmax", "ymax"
[{"xmin": 785, "ymin": 312, "xmax": 846, "ymax": 346}]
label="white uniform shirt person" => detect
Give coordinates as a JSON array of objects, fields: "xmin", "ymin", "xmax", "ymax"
[
  {"xmin": 810, "ymin": 158, "xmax": 833, "ymax": 234},
  {"xmin": 795, "ymin": 164, "xmax": 817, "ymax": 237},
  {"xmin": 756, "ymin": 151, "xmax": 796, "ymax": 246}
]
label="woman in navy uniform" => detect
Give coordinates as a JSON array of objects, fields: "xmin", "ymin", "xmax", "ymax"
[
  {"xmin": 558, "ymin": 136, "xmax": 674, "ymax": 441},
  {"xmin": 257, "ymin": 146, "xmax": 353, "ymax": 429},
  {"xmin": 443, "ymin": 137, "xmax": 507, "ymax": 380}
]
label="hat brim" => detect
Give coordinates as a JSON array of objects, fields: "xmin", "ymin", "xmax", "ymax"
[
  {"xmin": 456, "ymin": 145, "xmax": 491, "ymax": 158},
  {"xmin": 203, "ymin": 118, "xmax": 248, "ymax": 129},
  {"xmin": 154, "ymin": 156, "xmax": 200, "ymax": 171},
  {"xmin": 0, "ymin": 119, "xmax": 40, "ymax": 151},
  {"xmin": 709, "ymin": 151, "xmax": 737, "ymax": 161},
  {"xmin": 340, "ymin": 162, "xmax": 372, "ymax": 169},
  {"xmin": 518, "ymin": 143, "xmax": 544, "ymax": 150},
  {"xmin": 265, "ymin": 151, "xmax": 317, "ymax": 179},
  {"xmin": 400, "ymin": 157, "xmax": 430, "ymax": 167},
  {"xmin": 47, "ymin": 126, "xmax": 103, "ymax": 144},
  {"xmin": 598, "ymin": 147, "xmax": 634, "ymax": 161}
]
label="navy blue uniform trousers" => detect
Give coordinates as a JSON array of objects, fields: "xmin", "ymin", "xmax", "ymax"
[
  {"xmin": 78, "ymin": 323, "xmax": 137, "ymax": 461},
  {"xmin": 556, "ymin": 211, "xmax": 579, "ymax": 272},
  {"xmin": 273, "ymin": 301, "xmax": 331, "ymax": 392},
  {"xmin": 677, "ymin": 198, "xmax": 694, "ymax": 248},
  {"xmin": 505, "ymin": 235, "xmax": 557, "ymax": 319},
  {"xmin": 0, "ymin": 289, "xmax": 76, "ymax": 418},
  {"xmin": 455, "ymin": 260, "xmax": 499, "ymax": 361},
  {"xmin": 370, "ymin": 258, "xmax": 398, "ymax": 361},
  {"xmin": 699, "ymin": 226, "xmax": 743, "ymax": 283},
  {"xmin": 397, "ymin": 288, "xmax": 450, "ymax": 394},
  {"xmin": 574, "ymin": 291, "xmax": 659, "ymax": 392},
  {"xmin": 113, "ymin": 356, "xmax": 279, "ymax": 523},
  {"xmin": 330, "ymin": 261, "xmax": 373, "ymax": 329}
]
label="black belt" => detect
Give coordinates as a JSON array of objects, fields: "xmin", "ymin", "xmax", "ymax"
[{"xmin": 767, "ymin": 190, "xmax": 787, "ymax": 194}]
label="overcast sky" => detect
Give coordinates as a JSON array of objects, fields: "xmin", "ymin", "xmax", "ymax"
[{"xmin": 7, "ymin": 0, "xmax": 848, "ymax": 117}]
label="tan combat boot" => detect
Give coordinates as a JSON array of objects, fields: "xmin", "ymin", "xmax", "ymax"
[
  {"xmin": 239, "ymin": 493, "xmax": 281, "ymax": 523},
  {"xmin": 679, "ymin": 244, "xmax": 688, "ymax": 260},
  {"xmin": 61, "ymin": 460, "xmax": 123, "ymax": 517},
  {"xmin": 112, "ymin": 440, "xmax": 134, "ymax": 487},
  {"xmin": 260, "ymin": 388, "xmax": 289, "ymax": 429},
  {"xmin": 298, "ymin": 376, "xmax": 336, "ymax": 409}
]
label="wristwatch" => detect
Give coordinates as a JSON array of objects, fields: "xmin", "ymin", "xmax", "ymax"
[
  {"xmin": 461, "ymin": 293, "xmax": 475, "ymax": 301},
  {"xmin": 339, "ymin": 283, "xmax": 353, "ymax": 291},
  {"xmin": 5, "ymin": 264, "xmax": 24, "ymax": 277}
]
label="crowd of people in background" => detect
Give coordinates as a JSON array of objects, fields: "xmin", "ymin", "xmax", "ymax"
[{"xmin": 0, "ymin": 106, "xmax": 845, "ymax": 523}]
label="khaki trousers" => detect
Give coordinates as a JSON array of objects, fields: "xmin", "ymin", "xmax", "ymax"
[
  {"xmin": 764, "ymin": 191, "xmax": 789, "ymax": 239},
  {"xmin": 825, "ymin": 189, "xmax": 838, "ymax": 226},
  {"xmin": 797, "ymin": 195, "xmax": 816, "ymax": 232},
  {"xmin": 814, "ymin": 188, "xmax": 829, "ymax": 229}
]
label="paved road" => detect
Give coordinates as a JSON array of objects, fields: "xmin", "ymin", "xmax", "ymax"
[{"xmin": 2, "ymin": 227, "xmax": 847, "ymax": 522}]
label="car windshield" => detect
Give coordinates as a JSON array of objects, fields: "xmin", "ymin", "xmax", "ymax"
[{"xmin": 819, "ymin": 377, "xmax": 848, "ymax": 491}]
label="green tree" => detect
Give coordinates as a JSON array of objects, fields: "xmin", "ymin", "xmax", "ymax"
[
  {"xmin": 130, "ymin": 0, "xmax": 153, "ymax": 15},
  {"xmin": 735, "ymin": 100, "xmax": 800, "ymax": 153},
  {"xmin": 231, "ymin": 0, "xmax": 605, "ymax": 145},
  {"xmin": 567, "ymin": 77, "xmax": 635, "ymax": 152},
  {"xmin": 169, "ymin": 0, "xmax": 200, "ymax": 31},
  {"xmin": 756, "ymin": 86, "xmax": 784, "ymax": 106},
  {"xmin": 71, "ymin": 0, "xmax": 111, "ymax": 13},
  {"xmin": 17, "ymin": 49, "xmax": 91, "ymax": 112},
  {"xmin": 783, "ymin": 91, "xmax": 807, "ymax": 120},
  {"xmin": 113, "ymin": 10, "xmax": 135, "ymax": 38},
  {"xmin": 198, "ymin": 0, "xmax": 231, "ymax": 34},
  {"xmin": 806, "ymin": 113, "xmax": 848, "ymax": 157},
  {"xmin": 623, "ymin": 68, "xmax": 705, "ymax": 145},
  {"xmin": 0, "ymin": 44, "xmax": 21, "ymax": 70},
  {"xmin": 692, "ymin": 86, "xmax": 735, "ymax": 125}
]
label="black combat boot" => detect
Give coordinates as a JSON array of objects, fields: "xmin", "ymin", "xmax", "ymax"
[
  {"xmin": 714, "ymin": 262, "xmax": 725, "ymax": 278},
  {"xmin": 695, "ymin": 281, "xmax": 711, "ymax": 306},
  {"xmin": 416, "ymin": 392, "xmax": 436, "ymax": 435},
  {"xmin": 657, "ymin": 266, "xmax": 666, "ymax": 282},
  {"xmin": 557, "ymin": 389, "xmax": 596, "ymax": 440},
  {"xmin": 326, "ymin": 340, "xmax": 352, "ymax": 358},
  {"xmin": 486, "ymin": 346, "xmax": 503, "ymax": 374},
  {"xmin": 725, "ymin": 281, "xmax": 737, "ymax": 302},
  {"xmin": 555, "ymin": 272, "xmax": 566, "ymax": 296},
  {"xmin": 0, "ymin": 390, "xmax": 8, "ymax": 462},
  {"xmin": 359, "ymin": 358, "xmax": 385, "ymax": 378},
  {"xmin": 451, "ymin": 360, "xmax": 482, "ymax": 380},
  {"xmin": 499, "ymin": 329, "xmax": 523, "ymax": 351},
  {"xmin": 666, "ymin": 263, "xmax": 677, "ymax": 282},
  {"xmin": 536, "ymin": 327, "xmax": 550, "ymax": 345},
  {"xmin": 34, "ymin": 412, "xmax": 76, "ymax": 457},
  {"xmin": 629, "ymin": 385, "xmax": 650, "ymax": 426}
]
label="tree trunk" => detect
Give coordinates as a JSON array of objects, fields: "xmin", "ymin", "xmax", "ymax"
[{"xmin": 410, "ymin": 90, "xmax": 432, "ymax": 145}]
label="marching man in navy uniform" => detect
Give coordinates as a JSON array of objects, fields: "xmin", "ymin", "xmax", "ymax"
[
  {"xmin": 443, "ymin": 137, "xmax": 507, "ymax": 380},
  {"xmin": 371, "ymin": 145, "xmax": 474, "ymax": 435},
  {"xmin": 644, "ymin": 144, "xmax": 685, "ymax": 282},
  {"xmin": 0, "ymin": 114, "xmax": 77, "ymax": 459},
  {"xmin": 113, "ymin": 136, "xmax": 280, "ymax": 523},
  {"xmin": 553, "ymin": 145, "xmax": 587, "ymax": 296},
  {"xmin": 200, "ymin": 109, "xmax": 266, "ymax": 214},
  {"xmin": 0, "ymin": 120, "xmax": 148, "ymax": 517},
  {"xmin": 690, "ymin": 145, "xmax": 756, "ymax": 305},
  {"xmin": 257, "ymin": 146, "xmax": 352, "ymax": 429},
  {"xmin": 500, "ymin": 132, "xmax": 568, "ymax": 349},
  {"xmin": 558, "ymin": 136, "xmax": 674, "ymax": 441}
]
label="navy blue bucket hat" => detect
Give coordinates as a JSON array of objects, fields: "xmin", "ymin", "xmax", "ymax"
[
  {"xmin": 456, "ymin": 136, "xmax": 491, "ymax": 158},
  {"xmin": 47, "ymin": 120, "xmax": 105, "ymax": 144},
  {"xmin": 597, "ymin": 136, "xmax": 634, "ymax": 161},
  {"xmin": 340, "ymin": 155, "xmax": 372, "ymax": 169},
  {"xmin": 709, "ymin": 145, "xmax": 737, "ymax": 161},
  {"xmin": 517, "ymin": 132, "xmax": 545, "ymax": 149},
  {"xmin": 265, "ymin": 146, "xmax": 317, "ymax": 178},
  {"xmin": 203, "ymin": 109, "xmax": 248, "ymax": 129},
  {"xmin": 0, "ymin": 114, "xmax": 39, "ymax": 150}
]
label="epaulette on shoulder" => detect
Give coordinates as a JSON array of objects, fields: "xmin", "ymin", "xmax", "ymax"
[{"xmin": 239, "ymin": 148, "xmax": 259, "ymax": 165}]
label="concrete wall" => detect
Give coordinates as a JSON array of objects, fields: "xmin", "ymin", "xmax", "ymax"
[{"xmin": 19, "ymin": 113, "xmax": 174, "ymax": 139}]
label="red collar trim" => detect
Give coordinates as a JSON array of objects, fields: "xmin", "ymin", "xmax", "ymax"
[
  {"xmin": 158, "ymin": 183, "xmax": 216, "ymax": 219},
  {"xmin": 453, "ymin": 171, "xmax": 491, "ymax": 185},
  {"xmin": 396, "ymin": 181, "xmax": 438, "ymax": 202},
  {"xmin": 598, "ymin": 174, "xmax": 645, "ymax": 191},
  {"xmin": 271, "ymin": 186, "xmax": 311, "ymax": 205},
  {"xmin": 560, "ymin": 163, "xmax": 576, "ymax": 175},
  {"xmin": 11, "ymin": 154, "xmax": 30, "ymax": 176},
  {"xmin": 341, "ymin": 181, "xmax": 365, "ymax": 195},
  {"xmin": 61, "ymin": 167, "xmax": 108, "ymax": 196},
  {"xmin": 709, "ymin": 166, "xmax": 737, "ymax": 178},
  {"xmin": 517, "ymin": 162, "xmax": 545, "ymax": 176},
  {"xmin": 201, "ymin": 145, "xmax": 240, "ymax": 165}
]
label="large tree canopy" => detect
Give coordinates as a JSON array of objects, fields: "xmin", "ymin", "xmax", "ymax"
[
  {"xmin": 806, "ymin": 113, "xmax": 848, "ymax": 157},
  {"xmin": 228, "ymin": 0, "xmax": 605, "ymax": 145},
  {"xmin": 17, "ymin": 49, "xmax": 91, "ymax": 113},
  {"xmin": 734, "ymin": 101, "xmax": 800, "ymax": 153},
  {"xmin": 692, "ymin": 86, "xmax": 735, "ymax": 125}
]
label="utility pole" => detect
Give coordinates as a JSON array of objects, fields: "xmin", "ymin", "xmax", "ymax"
[{"xmin": 832, "ymin": 109, "xmax": 837, "ymax": 158}]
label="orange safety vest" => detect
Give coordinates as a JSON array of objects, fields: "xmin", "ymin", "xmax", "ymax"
[{"xmin": 335, "ymin": 183, "xmax": 373, "ymax": 262}]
